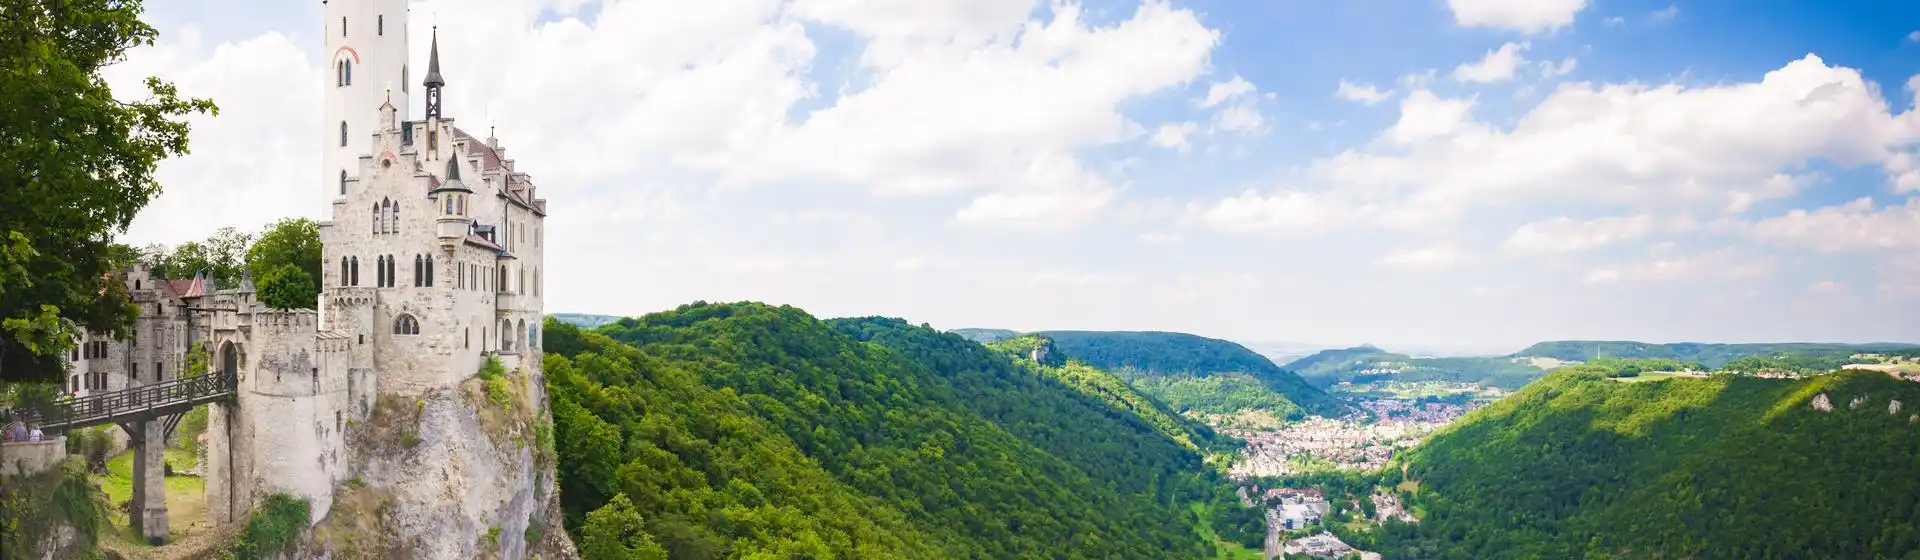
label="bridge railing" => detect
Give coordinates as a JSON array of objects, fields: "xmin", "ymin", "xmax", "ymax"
[{"xmin": 15, "ymin": 373, "xmax": 237, "ymax": 433}]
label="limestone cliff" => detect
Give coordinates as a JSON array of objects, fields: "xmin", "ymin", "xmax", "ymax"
[{"xmin": 297, "ymin": 361, "xmax": 575, "ymax": 559}]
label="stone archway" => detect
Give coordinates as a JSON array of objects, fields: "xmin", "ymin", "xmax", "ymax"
[{"xmin": 220, "ymin": 341, "xmax": 239, "ymax": 379}]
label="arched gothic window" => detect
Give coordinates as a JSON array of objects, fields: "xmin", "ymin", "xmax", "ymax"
[
  {"xmin": 413, "ymin": 255, "xmax": 423, "ymax": 287},
  {"xmin": 375, "ymin": 255, "xmax": 385, "ymax": 287},
  {"xmin": 336, "ymin": 60, "xmax": 343, "ymax": 86},
  {"xmin": 340, "ymin": 121, "xmax": 348, "ymax": 147},
  {"xmin": 340, "ymin": 258, "xmax": 348, "ymax": 287},
  {"xmin": 386, "ymin": 255, "xmax": 396, "ymax": 288},
  {"xmin": 349, "ymin": 256, "xmax": 360, "ymax": 286},
  {"xmin": 426, "ymin": 258, "xmax": 434, "ymax": 287},
  {"xmin": 393, "ymin": 314, "xmax": 420, "ymax": 335},
  {"xmin": 377, "ymin": 14, "xmax": 384, "ymax": 36},
  {"xmin": 344, "ymin": 59, "xmax": 352, "ymax": 86},
  {"xmin": 340, "ymin": 169, "xmax": 348, "ymax": 195}
]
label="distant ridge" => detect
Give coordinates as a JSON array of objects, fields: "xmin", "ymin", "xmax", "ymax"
[
  {"xmin": 548, "ymin": 312, "xmax": 622, "ymax": 329},
  {"xmin": 1511, "ymin": 340, "xmax": 1920, "ymax": 369}
]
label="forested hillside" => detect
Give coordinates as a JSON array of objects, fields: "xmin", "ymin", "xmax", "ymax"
[
  {"xmin": 1288, "ymin": 346, "xmax": 1546, "ymax": 389},
  {"xmin": 542, "ymin": 304, "xmax": 1263, "ymax": 559},
  {"xmin": 1352, "ymin": 365, "xmax": 1920, "ymax": 559},
  {"xmin": 949, "ymin": 328, "xmax": 1019, "ymax": 343},
  {"xmin": 1512, "ymin": 340, "xmax": 1920, "ymax": 369},
  {"xmin": 1035, "ymin": 330, "xmax": 1348, "ymax": 418}
]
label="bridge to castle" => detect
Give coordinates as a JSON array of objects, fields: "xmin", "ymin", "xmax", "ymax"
[{"xmin": 4, "ymin": 365, "xmax": 238, "ymax": 544}]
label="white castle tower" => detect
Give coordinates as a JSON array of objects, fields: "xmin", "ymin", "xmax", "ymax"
[{"xmin": 323, "ymin": 0, "xmax": 411, "ymax": 201}]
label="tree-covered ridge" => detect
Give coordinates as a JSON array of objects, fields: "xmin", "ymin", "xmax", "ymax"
[
  {"xmin": 548, "ymin": 303, "xmax": 1263, "ymax": 559},
  {"xmin": 949, "ymin": 328, "xmax": 1019, "ymax": 344},
  {"xmin": 1288, "ymin": 346, "xmax": 1548, "ymax": 390},
  {"xmin": 1034, "ymin": 330, "xmax": 1349, "ymax": 417},
  {"xmin": 1512, "ymin": 340, "xmax": 1920, "ymax": 369},
  {"xmin": 548, "ymin": 313, "xmax": 621, "ymax": 329},
  {"xmin": 1351, "ymin": 364, "xmax": 1920, "ymax": 559},
  {"xmin": 981, "ymin": 334, "xmax": 1231, "ymax": 452}
]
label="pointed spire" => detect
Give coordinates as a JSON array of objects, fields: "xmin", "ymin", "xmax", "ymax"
[
  {"xmin": 446, "ymin": 156, "xmax": 461, "ymax": 181},
  {"xmin": 423, "ymin": 26, "xmax": 445, "ymax": 88}
]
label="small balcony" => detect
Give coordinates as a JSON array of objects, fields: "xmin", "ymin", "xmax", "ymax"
[{"xmin": 495, "ymin": 291, "xmax": 518, "ymax": 315}]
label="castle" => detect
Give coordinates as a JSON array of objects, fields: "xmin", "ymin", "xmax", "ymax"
[{"xmin": 52, "ymin": 1, "xmax": 549, "ymax": 541}]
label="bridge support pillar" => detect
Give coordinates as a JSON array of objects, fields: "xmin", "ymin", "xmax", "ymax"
[
  {"xmin": 206, "ymin": 402, "xmax": 238, "ymax": 525},
  {"xmin": 125, "ymin": 420, "xmax": 169, "ymax": 544}
]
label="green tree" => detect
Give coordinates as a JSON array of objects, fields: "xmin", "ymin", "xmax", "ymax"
[
  {"xmin": 144, "ymin": 226, "xmax": 251, "ymax": 287},
  {"xmin": 0, "ymin": 0, "xmax": 217, "ymax": 382},
  {"xmin": 256, "ymin": 264, "xmax": 315, "ymax": 311},
  {"xmin": 579, "ymin": 494, "xmax": 668, "ymax": 560},
  {"xmin": 247, "ymin": 218, "xmax": 320, "ymax": 290}
]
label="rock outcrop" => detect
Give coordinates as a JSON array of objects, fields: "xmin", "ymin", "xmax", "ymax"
[{"xmin": 300, "ymin": 364, "xmax": 576, "ymax": 559}]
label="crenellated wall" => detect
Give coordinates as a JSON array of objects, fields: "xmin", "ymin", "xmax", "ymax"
[{"xmin": 202, "ymin": 310, "xmax": 378, "ymax": 524}]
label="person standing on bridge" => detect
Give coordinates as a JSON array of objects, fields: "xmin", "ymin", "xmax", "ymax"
[{"xmin": 28, "ymin": 424, "xmax": 43, "ymax": 442}]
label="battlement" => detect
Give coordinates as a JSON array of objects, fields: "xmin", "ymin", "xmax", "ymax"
[{"xmin": 254, "ymin": 310, "xmax": 320, "ymax": 335}]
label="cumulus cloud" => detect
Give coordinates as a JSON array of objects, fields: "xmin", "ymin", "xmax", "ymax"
[
  {"xmin": 1747, "ymin": 196, "xmax": 1920, "ymax": 252},
  {"xmin": 1198, "ymin": 75, "xmax": 1268, "ymax": 136},
  {"xmin": 1150, "ymin": 122, "xmax": 1199, "ymax": 151},
  {"xmin": 1583, "ymin": 249, "xmax": 1772, "ymax": 284},
  {"xmin": 1446, "ymin": 0, "xmax": 1589, "ymax": 34},
  {"xmin": 1335, "ymin": 80, "xmax": 1391, "ymax": 105},
  {"xmin": 1383, "ymin": 90, "xmax": 1479, "ymax": 146},
  {"xmin": 1454, "ymin": 42, "xmax": 1529, "ymax": 83},
  {"xmin": 1375, "ymin": 247, "xmax": 1466, "ymax": 267},
  {"xmin": 1505, "ymin": 214, "xmax": 1658, "ymax": 253},
  {"xmin": 1276, "ymin": 55, "xmax": 1920, "ymax": 226}
]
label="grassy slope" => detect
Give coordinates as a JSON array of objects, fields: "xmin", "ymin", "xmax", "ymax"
[{"xmin": 1367, "ymin": 366, "xmax": 1920, "ymax": 559}]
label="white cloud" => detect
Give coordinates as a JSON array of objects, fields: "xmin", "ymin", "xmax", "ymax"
[
  {"xmin": 1150, "ymin": 122, "xmax": 1199, "ymax": 151},
  {"xmin": 1583, "ymin": 249, "xmax": 1772, "ymax": 284},
  {"xmin": 110, "ymin": 29, "xmax": 323, "ymax": 246},
  {"xmin": 1648, "ymin": 5, "xmax": 1681, "ymax": 24},
  {"xmin": 1539, "ymin": 57, "xmax": 1578, "ymax": 78},
  {"xmin": 746, "ymin": 0, "xmax": 1220, "ymax": 228},
  {"xmin": 1383, "ymin": 90, "xmax": 1478, "ymax": 146},
  {"xmin": 1031, "ymin": 271, "xmax": 1134, "ymax": 288},
  {"xmin": 1375, "ymin": 247, "xmax": 1466, "ymax": 267},
  {"xmin": 1188, "ymin": 189, "xmax": 1350, "ymax": 235},
  {"xmin": 1287, "ymin": 55, "xmax": 1920, "ymax": 226},
  {"xmin": 893, "ymin": 256, "xmax": 959, "ymax": 272},
  {"xmin": 1909, "ymin": 31, "xmax": 1920, "ymax": 43},
  {"xmin": 1335, "ymin": 80, "xmax": 1391, "ymax": 105},
  {"xmin": 1200, "ymin": 76, "xmax": 1257, "ymax": 108},
  {"xmin": 1454, "ymin": 42, "xmax": 1529, "ymax": 83},
  {"xmin": 1808, "ymin": 280, "xmax": 1845, "ymax": 295},
  {"xmin": 1197, "ymin": 75, "xmax": 1268, "ymax": 136},
  {"xmin": 1748, "ymin": 196, "xmax": 1920, "ymax": 252},
  {"xmin": 1446, "ymin": 0, "xmax": 1589, "ymax": 34},
  {"xmin": 1505, "ymin": 214, "xmax": 1658, "ymax": 253}
]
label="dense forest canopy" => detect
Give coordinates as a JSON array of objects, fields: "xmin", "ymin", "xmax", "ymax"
[
  {"xmin": 1285, "ymin": 346, "xmax": 1548, "ymax": 390},
  {"xmin": 1511, "ymin": 341, "xmax": 1920, "ymax": 369},
  {"xmin": 1032, "ymin": 330, "xmax": 1349, "ymax": 418},
  {"xmin": 544, "ymin": 304, "xmax": 1264, "ymax": 559},
  {"xmin": 1345, "ymin": 363, "xmax": 1920, "ymax": 559}
]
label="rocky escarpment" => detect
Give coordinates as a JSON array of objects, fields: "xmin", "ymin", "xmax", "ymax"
[{"xmin": 298, "ymin": 361, "xmax": 575, "ymax": 559}]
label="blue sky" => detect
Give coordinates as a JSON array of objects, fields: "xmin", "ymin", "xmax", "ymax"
[{"xmin": 114, "ymin": 0, "xmax": 1920, "ymax": 353}]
